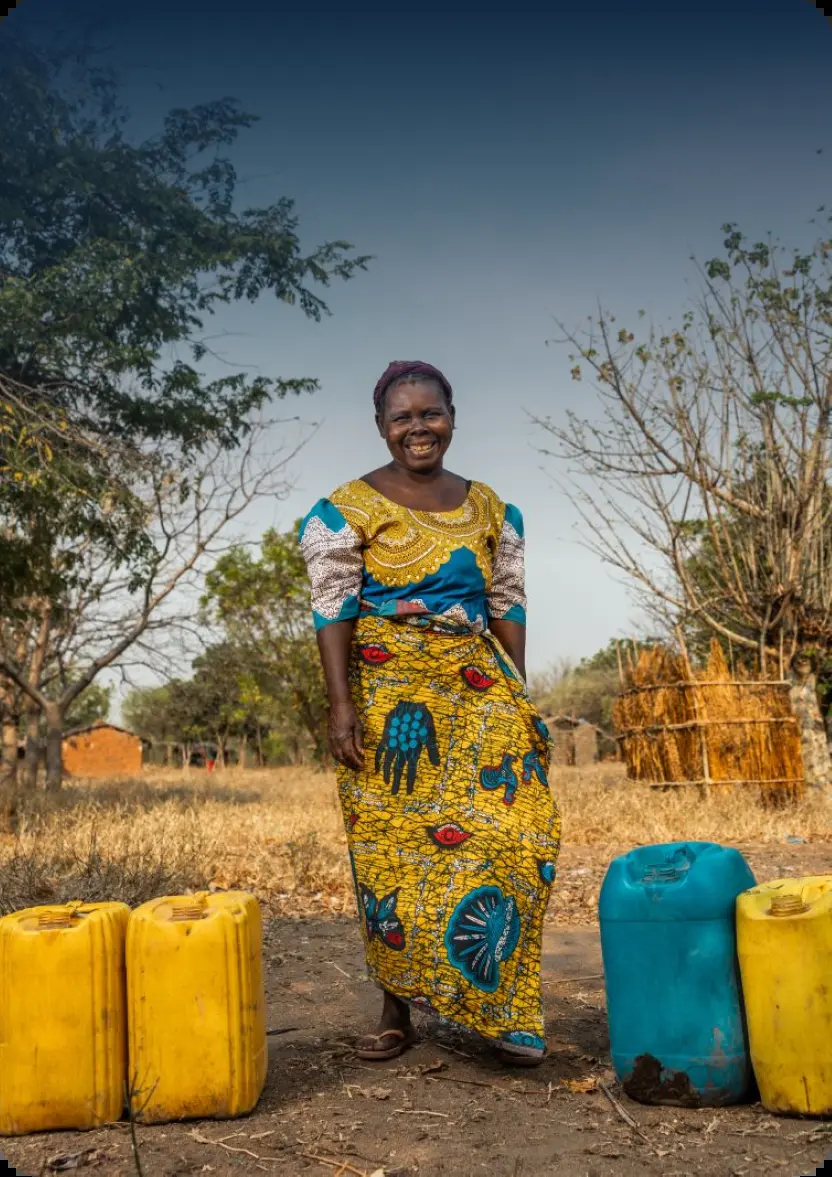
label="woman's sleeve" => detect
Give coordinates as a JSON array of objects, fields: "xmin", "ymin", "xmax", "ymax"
[
  {"xmin": 487, "ymin": 503, "xmax": 527, "ymax": 625},
  {"xmin": 299, "ymin": 499, "xmax": 364, "ymax": 630}
]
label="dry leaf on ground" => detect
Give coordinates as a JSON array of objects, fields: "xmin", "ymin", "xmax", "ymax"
[{"xmin": 561, "ymin": 1077, "xmax": 599, "ymax": 1094}]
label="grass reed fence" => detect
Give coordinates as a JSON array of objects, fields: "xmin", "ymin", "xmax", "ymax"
[{"xmin": 612, "ymin": 641, "xmax": 804, "ymax": 804}]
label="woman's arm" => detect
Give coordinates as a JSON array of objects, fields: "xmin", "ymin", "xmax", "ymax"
[
  {"xmin": 298, "ymin": 498, "xmax": 365, "ymax": 770},
  {"xmin": 316, "ymin": 621, "xmax": 365, "ymax": 770},
  {"xmin": 488, "ymin": 618, "xmax": 526, "ymax": 681},
  {"xmin": 487, "ymin": 503, "xmax": 528, "ymax": 680}
]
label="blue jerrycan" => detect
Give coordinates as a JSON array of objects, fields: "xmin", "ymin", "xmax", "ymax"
[{"xmin": 598, "ymin": 841, "xmax": 755, "ymax": 1107}]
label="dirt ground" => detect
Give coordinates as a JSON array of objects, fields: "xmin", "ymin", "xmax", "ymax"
[{"xmin": 4, "ymin": 841, "xmax": 831, "ymax": 1177}]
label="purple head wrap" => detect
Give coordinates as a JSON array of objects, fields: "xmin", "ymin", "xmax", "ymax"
[{"xmin": 372, "ymin": 360, "xmax": 453, "ymax": 415}]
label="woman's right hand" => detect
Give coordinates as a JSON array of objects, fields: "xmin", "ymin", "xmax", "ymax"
[{"xmin": 328, "ymin": 700, "xmax": 365, "ymax": 771}]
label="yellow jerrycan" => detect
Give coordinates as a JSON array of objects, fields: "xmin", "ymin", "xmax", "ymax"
[
  {"xmin": 127, "ymin": 891, "xmax": 267, "ymax": 1123},
  {"xmin": 0, "ymin": 901, "xmax": 130, "ymax": 1135},
  {"xmin": 736, "ymin": 876, "xmax": 832, "ymax": 1116}
]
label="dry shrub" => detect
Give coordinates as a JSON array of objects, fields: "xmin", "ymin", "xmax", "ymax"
[{"xmin": 0, "ymin": 764, "xmax": 827, "ymax": 917}]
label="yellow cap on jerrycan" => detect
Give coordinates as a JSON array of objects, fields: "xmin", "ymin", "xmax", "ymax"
[
  {"xmin": 126, "ymin": 891, "xmax": 267, "ymax": 1123},
  {"xmin": 0, "ymin": 901, "xmax": 130, "ymax": 1135},
  {"xmin": 736, "ymin": 876, "xmax": 832, "ymax": 1117}
]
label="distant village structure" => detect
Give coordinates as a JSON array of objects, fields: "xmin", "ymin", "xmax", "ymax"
[
  {"xmin": 61, "ymin": 723, "xmax": 147, "ymax": 778},
  {"xmin": 544, "ymin": 714, "xmax": 615, "ymax": 767}
]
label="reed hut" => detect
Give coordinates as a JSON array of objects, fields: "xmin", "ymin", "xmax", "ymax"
[
  {"xmin": 543, "ymin": 715, "xmax": 601, "ymax": 768},
  {"xmin": 612, "ymin": 641, "xmax": 804, "ymax": 803}
]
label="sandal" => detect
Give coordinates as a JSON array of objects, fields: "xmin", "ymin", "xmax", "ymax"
[
  {"xmin": 493, "ymin": 1043, "xmax": 547, "ymax": 1068},
  {"xmin": 355, "ymin": 1026, "xmax": 417, "ymax": 1061}
]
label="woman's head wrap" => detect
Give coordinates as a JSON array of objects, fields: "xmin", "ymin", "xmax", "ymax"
[{"xmin": 373, "ymin": 361, "xmax": 453, "ymax": 415}]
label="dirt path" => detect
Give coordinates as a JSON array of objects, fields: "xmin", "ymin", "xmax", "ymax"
[{"xmin": 4, "ymin": 843, "xmax": 831, "ymax": 1177}]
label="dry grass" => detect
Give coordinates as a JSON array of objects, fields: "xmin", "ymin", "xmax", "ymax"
[{"xmin": 0, "ymin": 764, "xmax": 828, "ymax": 919}]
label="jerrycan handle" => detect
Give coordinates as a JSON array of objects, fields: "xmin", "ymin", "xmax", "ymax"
[
  {"xmin": 170, "ymin": 895, "xmax": 209, "ymax": 923},
  {"xmin": 37, "ymin": 910, "xmax": 77, "ymax": 930},
  {"xmin": 630, "ymin": 844, "xmax": 695, "ymax": 886}
]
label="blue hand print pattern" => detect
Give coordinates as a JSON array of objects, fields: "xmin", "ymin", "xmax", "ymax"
[{"xmin": 375, "ymin": 700, "xmax": 440, "ymax": 795}]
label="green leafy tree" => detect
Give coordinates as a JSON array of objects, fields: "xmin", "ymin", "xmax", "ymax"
[
  {"xmin": 201, "ymin": 524, "xmax": 329, "ymax": 761},
  {"xmin": 122, "ymin": 683, "xmax": 180, "ymax": 762},
  {"xmin": 0, "ymin": 35, "xmax": 369, "ymax": 787}
]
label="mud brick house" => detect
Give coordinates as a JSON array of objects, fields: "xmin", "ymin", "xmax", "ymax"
[{"xmin": 62, "ymin": 723, "xmax": 147, "ymax": 778}]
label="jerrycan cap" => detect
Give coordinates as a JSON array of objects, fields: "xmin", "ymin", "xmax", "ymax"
[{"xmin": 768, "ymin": 893, "xmax": 809, "ymax": 917}]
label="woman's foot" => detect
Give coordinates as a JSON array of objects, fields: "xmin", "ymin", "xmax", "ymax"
[
  {"xmin": 492, "ymin": 1033, "xmax": 547, "ymax": 1067},
  {"xmin": 355, "ymin": 991, "xmax": 416, "ymax": 1060}
]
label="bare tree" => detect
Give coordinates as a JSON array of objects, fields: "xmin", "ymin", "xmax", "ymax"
[
  {"xmin": 0, "ymin": 418, "xmax": 307, "ymax": 789},
  {"xmin": 537, "ymin": 224, "xmax": 832, "ymax": 673}
]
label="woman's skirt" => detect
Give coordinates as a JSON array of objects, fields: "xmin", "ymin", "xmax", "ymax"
[{"xmin": 337, "ymin": 614, "xmax": 562, "ymax": 1050}]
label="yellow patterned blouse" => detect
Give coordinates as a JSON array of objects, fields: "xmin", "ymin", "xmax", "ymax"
[{"xmin": 299, "ymin": 479, "xmax": 526, "ymax": 633}]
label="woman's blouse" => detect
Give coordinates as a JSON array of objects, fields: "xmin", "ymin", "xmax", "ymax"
[{"xmin": 299, "ymin": 478, "xmax": 526, "ymax": 634}]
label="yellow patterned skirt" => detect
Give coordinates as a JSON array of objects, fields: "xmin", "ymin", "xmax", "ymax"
[{"xmin": 338, "ymin": 614, "xmax": 562, "ymax": 1049}]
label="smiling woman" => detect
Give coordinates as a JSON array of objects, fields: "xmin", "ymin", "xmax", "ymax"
[{"xmin": 299, "ymin": 360, "xmax": 561, "ymax": 1066}]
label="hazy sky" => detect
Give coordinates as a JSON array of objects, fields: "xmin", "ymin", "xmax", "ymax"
[{"xmin": 6, "ymin": 0, "xmax": 832, "ymax": 675}]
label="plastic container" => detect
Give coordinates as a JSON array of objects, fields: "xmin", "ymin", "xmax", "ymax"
[
  {"xmin": 0, "ymin": 901, "xmax": 130, "ymax": 1135},
  {"xmin": 737, "ymin": 875, "xmax": 832, "ymax": 1117},
  {"xmin": 127, "ymin": 891, "xmax": 267, "ymax": 1123},
  {"xmin": 599, "ymin": 841, "xmax": 755, "ymax": 1106}
]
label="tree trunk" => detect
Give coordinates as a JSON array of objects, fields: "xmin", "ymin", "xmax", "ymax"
[
  {"xmin": 23, "ymin": 703, "xmax": 41, "ymax": 789},
  {"xmin": 43, "ymin": 701, "xmax": 64, "ymax": 793},
  {"xmin": 255, "ymin": 723, "xmax": 264, "ymax": 767},
  {"xmin": 238, "ymin": 732, "xmax": 248, "ymax": 770},
  {"xmin": 164, "ymin": 742, "xmax": 172, "ymax": 767},
  {"xmin": 0, "ymin": 720, "xmax": 18, "ymax": 786}
]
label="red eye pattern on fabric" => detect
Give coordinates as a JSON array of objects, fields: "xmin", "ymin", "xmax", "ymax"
[
  {"xmin": 360, "ymin": 644, "xmax": 394, "ymax": 665},
  {"xmin": 427, "ymin": 823, "xmax": 473, "ymax": 847}
]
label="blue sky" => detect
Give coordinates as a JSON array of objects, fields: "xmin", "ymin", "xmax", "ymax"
[{"xmin": 6, "ymin": 0, "xmax": 832, "ymax": 675}]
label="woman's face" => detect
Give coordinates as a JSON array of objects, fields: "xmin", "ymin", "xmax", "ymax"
[{"xmin": 378, "ymin": 380, "xmax": 454, "ymax": 472}]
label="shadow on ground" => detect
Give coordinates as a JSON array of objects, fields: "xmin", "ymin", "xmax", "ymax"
[{"xmin": 3, "ymin": 914, "xmax": 831, "ymax": 1176}]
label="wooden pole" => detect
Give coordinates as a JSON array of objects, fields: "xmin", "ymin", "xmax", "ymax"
[{"xmin": 675, "ymin": 626, "xmax": 710, "ymax": 798}]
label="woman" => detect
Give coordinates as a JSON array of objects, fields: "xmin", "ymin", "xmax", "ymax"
[{"xmin": 300, "ymin": 360, "xmax": 561, "ymax": 1066}]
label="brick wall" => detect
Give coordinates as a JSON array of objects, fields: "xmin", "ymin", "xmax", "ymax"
[{"xmin": 62, "ymin": 726, "xmax": 143, "ymax": 778}]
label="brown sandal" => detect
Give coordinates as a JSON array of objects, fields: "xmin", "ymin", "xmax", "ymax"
[{"xmin": 355, "ymin": 1027, "xmax": 416, "ymax": 1060}]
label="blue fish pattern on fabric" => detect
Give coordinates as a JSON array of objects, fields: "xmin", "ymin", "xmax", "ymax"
[
  {"xmin": 445, "ymin": 885, "xmax": 521, "ymax": 993},
  {"xmin": 480, "ymin": 753, "xmax": 520, "ymax": 805},
  {"xmin": 522, "ymin": 748, "xmax": 548, "ymax": 786}
]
